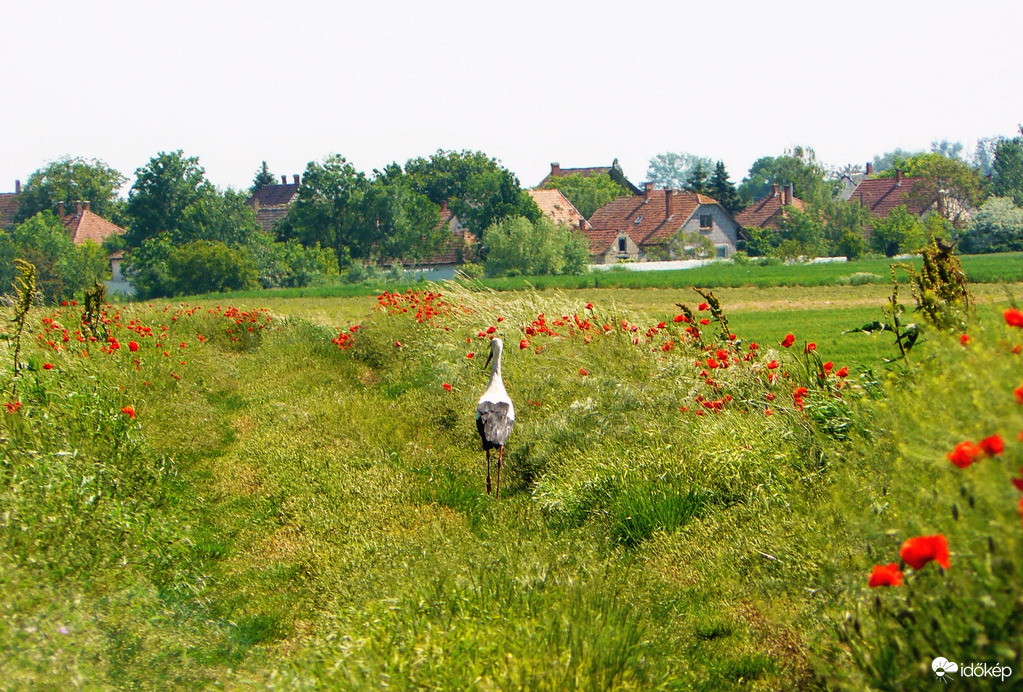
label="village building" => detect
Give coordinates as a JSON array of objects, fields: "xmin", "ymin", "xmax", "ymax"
[
  {"xmin": 587, "ymin": 183, "xmax": 741, "ymax": 263},
  {"xmin": 734, "ymin": 184, "xmax": 805, "ymax": 230},
  {"xmin": 0, "ymin": 180, "xmax": 23, "ymax": 230},
  {"xmin": 245, "ymin": 175, "xmax": 301, "ymax": 232},
  {"xmin": 537, "ymin": 159, "xmax": 642, "ymax": 195},
  {"xmin": 526, "ymin": 189, "xmax": 590, "ymax": 230},
  {"xmin": 846, "ymin": 169, "xmax": 936, "ymax": 222},
  {"xmin": 376, "ymin": 201, "xmax": 473, "ymax": 279}
]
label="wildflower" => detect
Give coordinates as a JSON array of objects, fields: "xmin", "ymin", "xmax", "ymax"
[
  {"xmin": 793, "ymin": 387, "xmax": 808, "ymax": 399},
  {"xmin": 121, "ymin": 405, "xmax": 136, "ymax": 419},
  {"xmin": 395, "ymin": 341, "xmax": 402, "ymax": 348},
  {"xmin": 900, "ymin": 535, "xmax": 950, "ymax": 570},
  {"xmin": 579, "ymin": 368, "xmax": 589, "ymax": 376},
  {"xmin": 805, "ymin": 342, "xmax": 817, "ymax": 353},
  {"xmin": 960, "ymin": 334, "xmax": 970, "ymax": 346},
  {"xmin": 706, "ymin": 358, "xmax": 719, "ymax": 369},
  {"xmin": 586, "ymin": 302, "xmax": 594, "ymax": 310},
  {"xmin": 673, "ymin": 314, "xmax": 687, "ymax": 323},
  {"xmin": 4, "ymin": 401, "xmax": 21, "ymax": 413},
  {"xmin": 979, "ymin": 434, "xmax": 1004, "ymax": 456},
  {"xmin": 749, "ymin": 342, "xmax": 758, "ymax": 350},
  {"xmin": 179, "ymin": 342, "xmax": 186, "ymax": 348},
  {"xmin": 60, "ymin": 300, "xmax": 68, "ymax": 307},
  {"xmin": 1011, "ymin": 468, "xmax": 1023, "ymax": 493},
  {"xmin": 947, "ymin": 440, "xmax": 983, "ymax": 468},
  {"xmin": 765, "ymin": 408, "xmax": 774, "ymax": 416},
  {"xmin": 823, "ymin": 361, "xmax": 834, "ymax": 374},
  {"xmin": 780, "ymin": 334, "xmax": 795, "ymax": 348},
  {"xmin": 466, "ymin": 352, "xmax": 475, "ymax": 359},
  {"xmin": 766, "ymin": 360, "xmax": 780, "ymax": 370},
  {"xmin": 42, "ymin": 363, "xmax": 53, "ymax": 370},
  {"xmin": 1015, "ymin": 385, "xmax": 1023, "ymax": 405},
  {"xmin": 486, "ymin": 326, "xmax": 496, "ymax": 334},
  {"xmin": 129, "ymin": 341, "xmax": 139, "ymax": 352},
  {"xmin": 765, "ymin": 392, "xmax": 776, "ymax": 401},
  {"xmin": 1004, "ymin": 307, "xmax": 1023, "ymax": 327},
  {"xmin": 519, "ymin": 339, "xmax": 528, "ymax": 350},
  {"xmin": 443, "ymin": 383, "xmax": 452, "ymax": 392},
  {"xmin": 700, "ymin": 318, "xmax": 710, "ymax": 326},
  {"xmin": 868, "ymin": 563, "xmax": 903, "ymax": 588},
  {"xmin": 836, "ymin": 366, "xmax": 849, "ymax": 378},
  {"xmin": 698, "ymin": 302, "xmax": 709, "ymax": 311}
]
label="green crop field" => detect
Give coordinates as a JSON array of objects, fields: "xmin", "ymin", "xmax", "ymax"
[{"xmin": 2, "ymin": 273, "xmax": 1022, "ymax": 689}]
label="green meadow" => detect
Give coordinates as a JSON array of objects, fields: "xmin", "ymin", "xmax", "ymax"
[{"xmin": 2, "ymin": 264, "xmax": 1022, "ymax": 689}]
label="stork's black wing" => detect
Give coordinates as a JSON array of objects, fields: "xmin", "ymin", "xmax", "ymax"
[{"xmin": 476, "ymin": 402, "xmax": 513, "ymax": 450}]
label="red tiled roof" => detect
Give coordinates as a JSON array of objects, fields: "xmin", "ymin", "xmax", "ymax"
[
  {"xmin": 735, "ymin": 191, "xmax": 806, "ymax": 229},
  {"xmin": 848, "ymin": 176, "xmax": 934, "ymax": 220},
  {"xmin": 585, "ymin": 228, "xmax": 640, "ymax": 255},
  {"xmin": 527, "ymin": 189, "xmax": 590, "ymax": 230},
  {"xmin": 538, "ymin": 161, "xmax": 642, "ymax": 194},
  {"xmin": 246, "ymin": 183, "xmax": 299, "ymax": 208},
  {"xmin": 0, "ymin": 192, "xmax": 21, "ymax": 229},
  {"xmin": 588, "ymin": 190, "xmax": 716, "ymax": 246},
  {"xmin": 62, "ymin": 209, "xmax": 126, "ymax": 245}
]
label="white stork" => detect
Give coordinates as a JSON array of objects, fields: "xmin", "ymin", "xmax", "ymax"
[{"xmin": 477, "ymin": 338, "xmax": 514, "ymax": 497}]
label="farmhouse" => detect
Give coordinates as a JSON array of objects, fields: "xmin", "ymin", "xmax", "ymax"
[
  {"xmin": 538, "ymin": 159, "xmax": 642, "ymax": 195},
  {"xmin": 526, "ymin": 189, "xmax": 590, "ymax": 230},
  {"xmin": 586, "ymin": 183, "xmax": 741, "ymax": 263},
  {"xmin": 245, "ymin": 175, "xmax": 301, "ymax": 232},
  {"xmin": 847, "ymin": 170, "xmax": 938, "ymax": 223},
  {"xmin": 0, "ymin": 180, "xmax": 22, "ymax": 230},
  {"xmin": 735, "ymin": 183, "xmax": 805, "ymax": 230},
  {"xmin": 376, "ymin": 201, "xmax": 473, "ymax": 277}
]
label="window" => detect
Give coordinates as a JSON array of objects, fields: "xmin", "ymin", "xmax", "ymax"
[
  {"xmin": 716, "ymin": 245, "xmax": 728, "ymax": 258},
  {"xmin": 618, "ymin": 237, "xmax": 627, "ymax": 252},
  {"xmin": 700, "ymin": 214, "xmax": 713, "ymax": 230}
]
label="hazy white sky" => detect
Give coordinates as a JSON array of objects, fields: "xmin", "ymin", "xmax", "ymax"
[{"xmin": 3, "ymin": 0, "xmax": 1023, "ymax": 195}]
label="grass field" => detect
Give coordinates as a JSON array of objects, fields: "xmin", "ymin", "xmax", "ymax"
[{"xmin": 2, "ymin": 274, "xmax": 1022, "ymax": 689}]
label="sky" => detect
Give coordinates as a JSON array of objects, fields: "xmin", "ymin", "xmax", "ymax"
[{"xmin": 3, "ymin": 0, "xmax": 1023, "ymax": 196}]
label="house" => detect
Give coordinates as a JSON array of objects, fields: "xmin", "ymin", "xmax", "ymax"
[
  {"xmin": 838, "ymin": 162, "xmax": 872, "ymax": 201},
  {"xmin": 376, "ymin": 202, "xmax": 473, "ymax": 279},
  {"xmin": 538, "ymin": 159, "xmax": 642, "ymax": 195},
  {"xmin": 526, "ymin": 189, "xmax": 590, "ymax": 230},
  {"xmin": 735, "ymin": 184, "xmax": 805, "ymax": 230},
  {"xmin": 587, "ymin": 183, "xmax": 741, "ymax": 263},
  {"xmin": 245, "ymin": 174, "xmax": 301, "ymax": 232},
  {"xmin": 0, "ymin": 180, "xmax": 23, "ymax": 230},
  {"xmin": 847, "ymin": 170, "xmax": 939, "ymax": 224},
  {"xmin": 58, "ymin": 201, "xmax": 127, "ymax": 246}
]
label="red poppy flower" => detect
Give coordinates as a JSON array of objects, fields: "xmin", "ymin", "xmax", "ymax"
[
  {"xmin": 979, "ymin": 434, "xmax": 1004, "ymax": 456},
  {"xmin": 947, "ymin": 440, "xmax": 983, "ymax": 468},
  {"xmin": 793, "ymin": 387, "xmax": 808, "ymax": 399},
  {"xmin": 698, "ymin": 302, "xmax": 709, "ymax": 311},
  {"xmin": 780, "ymin": 334, "xmax": 795, "ymax": 348},
  {"xmin": 395, "ymin": 341, "xmax": 402, "ymax": 348},
  {"xmin": 673, "ymin": 314, "xmax": 687, "ymax": 323},
  {"xmin": 900, "ymin": 535, "xmax": 949, "ymax": 570},
  {"xmin": 579, "ymin": 368, "xmax": 589, "ymax": 376},
  {"xmin": 586, "ymin": 302, "xmax": 594, "ymax": 310},
  {"xmin": 960, "ymin": 334, "xmax": 971, "ymax": 346},
  {"xmin": 823, "ymin": 361, "xmax": 834, "ymax": 373},
  {"xmin": 129, "ymin": 341, "xmax": 139, "ymax": 352},
  {"xmin": 1015, "ymin": 385, "xmax": 1023, "ymax": 405},
  {"xmin": 1004, "ymin": 307, "xmax": 1023, "ymax": 327},
  {"xmin": 836, "ymin": 366, "xmax": 849, "ymax": 378},
  {"xmin": 519, "ymin": 339, "xmax": 528, "ymax": 350},
  {"xmin": 121, "ymin": 405, "xmax": 136, "ymax": 419},
  {"xmin": 1011, "ymin": 468, "xmax": 1023, "ymax": 493},
  {"xmin": 42, "ymin": 363, "xmax": 53, "ymax": 370},
  {"xmin": 805, "ymin": 342, "xmax": 817, "ymax": 353},
  {"xmin": 466, "ymin": 352, "xmax": 474, "ymax": 359},
  {"xmin": 700, "ymin": 318, "xmax": 710, "ymax": 326},
  {"xmin": 765, "ymin": 392, "xmax": 776, "ymax": 401},
  {"xmin": 443, "ymin": 383, "xmax": 452, "ymax": 392},
  {"xmin": 868, "ymin": 563, "xmax": 903, "ymax": 587},
  {"xmin": 706, "ymin": 358, "xmax": 719, "ymax": 369},
  {"xmin": 4, "ymin": 401, "xmax": 21, "ymax": 413},
  {"xmin": 766, "ymin": 360, "xmax": 780, "ymax": 370},
  {"xmin": 765, "ymin": 408, "xmax": 774, "ymax": 416},
  {"xmin": 486, "ymin": 326, "xmax": 496, "ymax": 334}
]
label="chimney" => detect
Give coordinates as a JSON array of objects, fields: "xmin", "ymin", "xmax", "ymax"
[
  {"xmin": 57, "ymin": 201, "xmax": 65, "ymax": 217},
  {"xmin": 665, "ymin": 188, "xmax": 674, "ymax": 218},
  {"xmin": 293, "ymin": 174, "xmax": 300, "ymax": 185},
  {"xmin": 84, "ymin": 201, "xmax": 91, "ymax": 212},
  {"xmin": 440, "ymin": 200, "xmax": 449, "ymax": 214},
  {"xmin": 895, "ymin": 169, "xmax": 904, "ymax": 185},
  {"xmin": 644, "ymin": 181, "xmax": 654, "ymax": 201},
  {"xmin": 281, "ymin": 175, "xmax": 287, "ymax": 184},
  {"xmin": 772, "ymin": 183, "xmax": 780, "ymax": 197},
  {"xmin": 783, "ymin": 184, "xmax": 793, "ymax": 206},
  {"xmin": 14, "ymin": 180, "xmax": 20, "ymax": 194},
  {"xmin": 865, "ymin": 162, "xmax": 873, "ymax": 176},
  {"xmin": 551, "ymin": 162, "xmax": 561, "ymax": 177},
  {"xmin": 75, "ymin": 201, "xmax": 83, "ymax": 216}
]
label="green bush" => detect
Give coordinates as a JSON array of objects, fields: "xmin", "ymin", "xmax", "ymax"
[
  {"xmin": 165, "ymin": 240, "xmax": 259, "ymax": 295},
  {"xmin": 482, "ymin": 215, "xmax": 589, "ymax": 277}
]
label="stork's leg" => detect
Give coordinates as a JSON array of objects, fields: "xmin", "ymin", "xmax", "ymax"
[
  {"xmin": 486, "ymin": 448, "xmax": 492, "ymax": 495},
  {"xmin": 496, "ymin": 446, "xmax": 503, "ymax": 499}
]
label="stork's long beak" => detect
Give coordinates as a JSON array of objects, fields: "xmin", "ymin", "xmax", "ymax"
[{"xmin": 485, "ymin": 351, "xmax": 493, "ymax": 369}]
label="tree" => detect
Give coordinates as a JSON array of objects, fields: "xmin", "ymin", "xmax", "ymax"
[
  {"xmin": 738, "ymin": 149, "xmax": 834, "ymax": 205},
  {"xmin": 250, "ymin": 161, "xmax": 277, "ymax": 194},
  {"xmin": 482, "ymin": 215, "xmax": 588, "ymax": 277},
  {"xmin": 774, "ymin": 207, "xmax": 827, "ymax": 258},
  {"xmin": 176, "ymin": 189, "xmax": 262, "ymax": 247},
  {"xmin": 931, "ymin": 139, "xmax": 965, "ymax": 160},
  {"xmin": 991, "ymin": 133, "xmax": 1023, "ymax": 207},
  {"xmin": 364, "ymin": 165, "xmax": 445, "ymax": 265},
  {"xmin": 125, "ymin": 151, "xmax": 213, "ymax": 247},
  {"xmin": 708, "ymin": 161, "xmax": 741, "ymax": 215},
  {"xmin": 684, "ymin": 163, "xmax": 709, "ymax": 194},
  {"xmin": 646, "ymin": 152, "xmax": 713, "ymax": 190},
  {"xmin": 871, "ymin": 148, "xmax": 924, "ymax": 175},
  {"xmin": 165, "ymin": 240, "xmax": 259, "ymax": 296},
  {"xmin": 15, "ymin": 156, "xmax": 126, "ymax": 223},
  {"xmin": 542, "ymin": 173, "xmax": 630, "ymax": 219},
  {"xmin": 0, "ymin": 212, "xmax": 110, "ymax": 302},
  {"xmin": 960, "ymin": 197, "xmax": 1023, "ymax": 254},
  {"xmin": 276, "ymin": 155, "xmax": 370, "ymax": 267},
  {"xmin": 404, "ymin": 150, "xmax": 539, "ymax": 237},
  {"xmin": 871, "ymin": 206, "xmax": 926, "ymax": 257}
]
